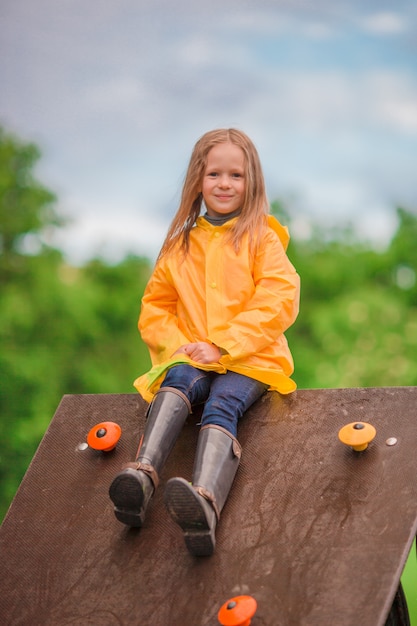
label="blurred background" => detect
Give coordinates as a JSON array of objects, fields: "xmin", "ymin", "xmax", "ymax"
[{"xmin": 1, "ymin": 0, "xmax": 417, "ymax": 618}]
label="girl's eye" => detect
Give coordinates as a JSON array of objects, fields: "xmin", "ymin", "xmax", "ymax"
[
  {"xmin": 232, "ymin": 173, "xmax": 242, "ymax": 178},
  {"xmin": 207, "ymin": 172, "xmax": 218, "ymax": 177}
]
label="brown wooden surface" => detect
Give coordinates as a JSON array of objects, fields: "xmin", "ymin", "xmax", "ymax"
[{"xmin": 0, "ymin": 387, "xmax": 416, "ymax": 625}]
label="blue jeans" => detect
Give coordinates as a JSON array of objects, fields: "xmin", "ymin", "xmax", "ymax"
[{"xmin": 162, "ymin": 364, "xmax": 268, "ymax": 438}]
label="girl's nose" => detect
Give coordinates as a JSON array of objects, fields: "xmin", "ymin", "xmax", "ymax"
[{"xmin": 218, "ymin": 175, "xmax": 231, "ymax": 188}]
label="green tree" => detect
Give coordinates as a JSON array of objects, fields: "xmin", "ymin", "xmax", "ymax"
[
  {"xmin": 285, "ymin": 207, "xmax": 417, "ymax": 390},
  {"xmin": 0, "ymin": 127, "xmax": 63, "ymax": 277},
  {"xmin": 0, "ymin": 127, "xmax": 152, "ymax": 519}
]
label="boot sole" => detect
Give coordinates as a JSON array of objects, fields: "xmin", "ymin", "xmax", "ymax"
[
  {"xmin": 109, "ymin": 471, "xmax": 147, "ymax": 527},
  {"xmin": 164, "ymin": 478, "xmax": 215, "ymax": 556}
]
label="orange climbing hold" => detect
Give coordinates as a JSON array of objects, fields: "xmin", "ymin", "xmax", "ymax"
[
  {"xmin": 218, "ymin": 595, "xmax": 257, "ymax": 626},
  {"xmin": 338, "ymin": 421, "xmax": 376, "ymax": 452},
  {"xmin": 87, "ymin": 421, "xmax": 121, "ymax": 452}
]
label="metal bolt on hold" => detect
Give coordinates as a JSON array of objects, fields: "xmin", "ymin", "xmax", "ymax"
[{"xmin": 386, "ymin": 437, "xmax": 398, "ymax": 446}]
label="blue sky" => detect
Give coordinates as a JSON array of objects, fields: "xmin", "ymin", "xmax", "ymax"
[{"xmin": 1, "ymin": 0, "xmax": 416, "ymax": 263}]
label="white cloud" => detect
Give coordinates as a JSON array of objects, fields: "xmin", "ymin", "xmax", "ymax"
[
  {"xmin": 368, "ymin": 72, "xmax": 417, "ymax": 133},
  {"xmin": 1, "ymin": 0, "xmax": 416, "ymax": 263},
  {"xmin": 240, "ymin": 68, "xmax": 417, "ymax": 137},
  {"xmin": 358, "ymin": 12, "xmax": 409, "ymax": 35},
  {"xmin": 83, "ymin": 78, "xmax": 148, "ymax": 112},
  {"xmin": 54, "ymin": 205, "xmax": 167, "ymax": 265},
  {"xmin": 176, "ymin": 36, "xmax": 224, "ymax": 68},
  {"xmin": 301, "ymin": 21, "xmax": 336, "ymax": 40},
  {"xmin": 286, "ymin": 178, "xmax": 399, "ymax": 249}
]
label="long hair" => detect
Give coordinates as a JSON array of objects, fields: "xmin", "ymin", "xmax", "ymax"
[{"xmin": 157, "ymin": 128, "xmax": 269, "ymax": 259}]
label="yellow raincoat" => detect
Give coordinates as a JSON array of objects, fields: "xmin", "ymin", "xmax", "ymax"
[{"xmin": 134, "ymin": 215, "xmax": 300, "ymax": 402}]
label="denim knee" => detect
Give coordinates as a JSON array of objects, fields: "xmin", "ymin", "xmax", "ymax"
[
  {"xmin": 162, "ymin": 364, "xmax": 211, "ymax": 407},
  {"xmin": 201, "ymin": 373, "xmax": 267, "ymax": 437}
]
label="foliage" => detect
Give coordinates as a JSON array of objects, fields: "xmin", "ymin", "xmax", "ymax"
[
  {"xmin": 0, "ymin": 127, "xmax": 63, "ymax": 278},
  {"xmin": 1, "ymin": 126, "xmax": 417, "ymax": 526},
  {"xmin": 0, "ymin": 127, "xmax": 151, "ymax": 518},
  {"xmin": 284, "ymin": 206, "xmax": 417, "ymax": 390}
]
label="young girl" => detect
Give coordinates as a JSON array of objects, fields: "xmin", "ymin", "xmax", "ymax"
[{"xmin": 109, "ymin": 128, "xmax": 300, "ymax": 556}]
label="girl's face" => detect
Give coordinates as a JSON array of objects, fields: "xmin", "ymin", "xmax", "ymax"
[{"xmin": 201, "ymin": 142, "xmax": 246, "ymax": 218}]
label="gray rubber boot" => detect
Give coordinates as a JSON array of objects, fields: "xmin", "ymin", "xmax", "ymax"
[
  {"xmin": 109, "ymin": 387, "xmax": 191, "ymax": 527},
  {"xmin": 164, "ymin": 425, "xmax": 242, "ymax": 556}
]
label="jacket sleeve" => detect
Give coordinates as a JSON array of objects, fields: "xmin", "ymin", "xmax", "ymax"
[
  {"xmin": 208, "ymin": 230, "xmax": 300, "ymax": 362},
  {"xmin": 138, "ymin": 259, "xmax": 190, "ymax": 364}
]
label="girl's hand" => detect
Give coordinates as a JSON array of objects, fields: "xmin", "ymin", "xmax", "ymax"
[{"xmin": 174, "ymin": 342, "xmax": 222, "ymax": 364}]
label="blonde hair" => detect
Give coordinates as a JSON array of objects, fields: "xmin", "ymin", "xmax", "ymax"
[{"xmin": 157, "ymin": 128, "xmax": 269, "ymax": 259}]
